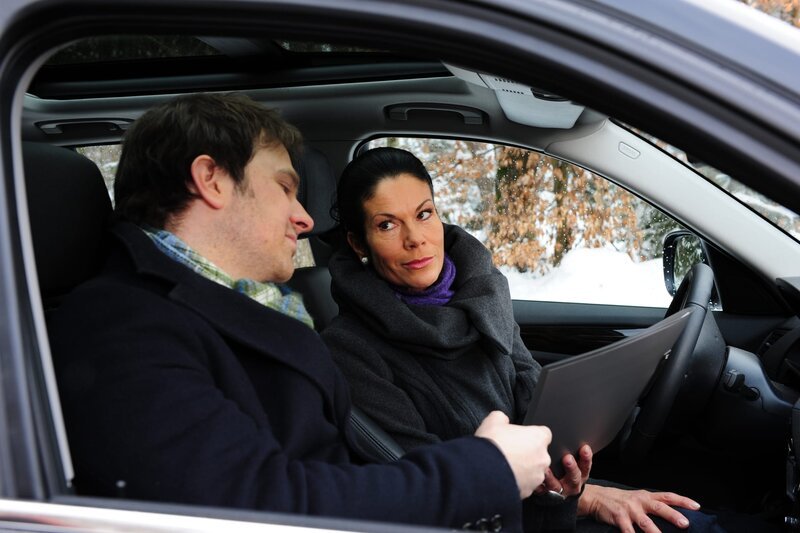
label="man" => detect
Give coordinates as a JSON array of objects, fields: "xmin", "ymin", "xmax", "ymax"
[{"xmin": 50, "ymin": 93, "xmax": 554, "ymax": 531}]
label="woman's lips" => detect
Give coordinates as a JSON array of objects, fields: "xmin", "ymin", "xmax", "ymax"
[{"xmin": 403, "ymin": 256, "xmax": 434, "ymax": 270}]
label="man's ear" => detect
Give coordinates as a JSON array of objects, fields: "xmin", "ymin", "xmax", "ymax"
[
  {"xmin": 189, "ymin": 154, "xmax": 232, "ymax": 210},
  {"xmin": 346, "ymin": 232, "xmax": 368, "ymax": 259}
]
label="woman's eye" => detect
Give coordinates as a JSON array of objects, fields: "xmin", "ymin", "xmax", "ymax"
[
  {"xmin": 418, "ymin": 210, "xmax": 432, "ymax": 220},
  {"xmin": 378, "ymin": 220, "xmax": 396, "ymax": 231}
]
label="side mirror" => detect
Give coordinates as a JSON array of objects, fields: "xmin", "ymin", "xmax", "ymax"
[{"xmin": 662, "ymin": 230, "xmax": 721, "ymax": 308}]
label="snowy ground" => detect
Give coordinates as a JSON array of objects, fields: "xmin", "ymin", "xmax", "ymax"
[{"xmin": 501, "ymin": 247, "xmax": 673, "ymax": 308}]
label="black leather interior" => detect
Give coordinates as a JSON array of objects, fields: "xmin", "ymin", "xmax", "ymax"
[
  {"xmin": 287, "ymin": 266, "xmax": 338, "ymax": 331},
  {"xmin": 288, "ymin": 144, "xmax": 341, "ymax": 330},
  {"xmin": 291, "ymin": 145, "xmax": 407, "ymax": 461},
  {"xmin": 23, "ymin": 142, "xmax": 112, "ymax": 308},
  {"xmin": 293, "ymin": 145, "xmax": 337, "ymax": 237}
]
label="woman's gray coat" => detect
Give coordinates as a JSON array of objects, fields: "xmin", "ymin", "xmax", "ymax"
[{"xmin": 323, "ymin": 224, "xmax": 541, "ymax": 450}]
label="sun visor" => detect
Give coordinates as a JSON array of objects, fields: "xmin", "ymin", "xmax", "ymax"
[{"xmin": 444, "ymin": 63, "xmax": 584, "ymax": 129}]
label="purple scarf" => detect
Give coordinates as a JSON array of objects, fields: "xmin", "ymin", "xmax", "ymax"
[{"xmin": 393, "ymin": 254, "xmax": 456, "ymax": 306}]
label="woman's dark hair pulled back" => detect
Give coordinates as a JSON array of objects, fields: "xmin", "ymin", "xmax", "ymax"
[{"xmin": 334, "ymin": 147, "xmax": 433, "ymax": 246}]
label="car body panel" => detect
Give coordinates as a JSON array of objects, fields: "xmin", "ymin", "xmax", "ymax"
[{"xmin": 1, "ymin": 0, "xmax": 800, "ymax": 530}]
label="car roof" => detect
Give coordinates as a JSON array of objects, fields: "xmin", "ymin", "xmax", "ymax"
[
  {"xmin": 9, "ymin": 0, "xmax": 800, "ymax": 212},
  {"xmin": 491, "ymin": 0, "xmax": 800, "ymax": 97}
]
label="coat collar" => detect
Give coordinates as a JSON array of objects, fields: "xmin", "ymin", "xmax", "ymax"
[
  {"xmin": 329, "ymin": 224, "xmax": 516, "ymax": 359},
  {"xmin": 110, "ymin": 222, "xmax": 341, "ymax": 411}
]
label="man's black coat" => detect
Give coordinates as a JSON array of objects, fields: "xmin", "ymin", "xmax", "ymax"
[{"xmin": 50, "ymin": 223, "xmax": 522, "ymax": 530}]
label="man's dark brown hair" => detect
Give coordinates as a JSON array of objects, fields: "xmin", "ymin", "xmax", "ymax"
[{"xmin": 115, "ymin": 92, "xmax": 302, "ymax": 228}]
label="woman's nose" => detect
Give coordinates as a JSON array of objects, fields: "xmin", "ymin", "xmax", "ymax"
[{"xmin": 403, "ymin": 225, "xmax": 425, "ymax": 248}]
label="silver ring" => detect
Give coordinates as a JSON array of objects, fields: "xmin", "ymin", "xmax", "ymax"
[{"xmin": 536, "ymin": 486, "xmax": 567, "ymax": 506}]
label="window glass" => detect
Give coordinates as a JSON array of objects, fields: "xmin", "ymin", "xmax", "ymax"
[
  {"xmin": 76, "ymin": 145, "xmax": 121, "ymax": 204},
  {"xmin": 739, "ymin": 0, "xmax": 799, "ymax": 28},
  {"xmin": 76, "ymin": 144, "xmax": 315, "ymax": 268},
  {"xmin": 47, "ymin": 36, "xmax": 221, "ymax": 65},
  {"xmin": 276, "ymin": 41, "xmax": 385, "ymax": 53},
  {"xmin": 627, "ymin": 128, "xmax": 800, "ymax": 242},
  {"xmin": 366, "ymin": 137, "xmax": 685, "ymax": 308}
]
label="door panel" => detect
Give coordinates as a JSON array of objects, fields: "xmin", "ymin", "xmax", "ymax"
[{"xmin": 513, "ymin": 300, "xmax": 664, "ymax": 364}]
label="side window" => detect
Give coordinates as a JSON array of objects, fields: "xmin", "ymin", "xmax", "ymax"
[
  {"xmin": 76, "ymin": 144, "xmax": 121, "ymax": 203},
  {"xmin": 366, "ymin": 138, "xmax": 684, "ymax": 308},
  {"xmin": 76, "ymin": 144, "xmax": 316, "ymax": 268}
]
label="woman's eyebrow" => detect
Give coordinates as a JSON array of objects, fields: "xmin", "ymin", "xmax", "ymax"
[
  {"xmin": 370, "ymin": 198, "xmax": 433, "ymax": 221},
  {"xmin": 370, "ymin": 211, "xmax": 396, "ymax": 221},
  {"xmin": 416, "ymin": 198, "xmax": 433, "ymax": 210}
]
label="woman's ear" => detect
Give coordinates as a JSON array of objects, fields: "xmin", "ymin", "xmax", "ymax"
[
  {"xmin": 189, "ymin": 154, "xmax": 232, "ymax": 210},
  {"xmin": 346, "ymin": 232, "xmax": 368, "ymax": 259}
]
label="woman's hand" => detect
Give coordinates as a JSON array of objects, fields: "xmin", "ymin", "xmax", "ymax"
[
  {"xmin": 578, "ymin": 484, "xmax": 701, "ymax": 533},
  {"xmin": 534, "ymin": 444, "xmax": 592, "ymax": 498}
]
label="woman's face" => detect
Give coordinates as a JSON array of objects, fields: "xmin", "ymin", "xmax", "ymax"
[{"xmin": 349, "ymin": 173, "xmax": 445, "ymax": 291}]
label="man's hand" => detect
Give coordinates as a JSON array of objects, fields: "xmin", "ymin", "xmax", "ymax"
[
  {"xmin": 535, "ymin": 444, "xmax": 592, "ymax": 498},
  {"xmin": 475, "ymin": 411, "xmax": 551, "ymax": 499},
  {"xmin": 578, "ymin": 484, "xmax": 702, "ymax": 533}
]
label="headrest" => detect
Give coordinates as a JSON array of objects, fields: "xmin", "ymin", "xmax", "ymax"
[
  {"xmin": 293, "ymin": 145, "xmax": 337, "ymax": 236},
  {"xmin": 23, "ymin": 142, "xmax": 112, "ymax": 302}
]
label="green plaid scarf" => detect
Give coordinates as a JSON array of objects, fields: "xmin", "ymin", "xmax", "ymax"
[{"xmin": 142, "ymin": 227, "xmax": 314, "ymax": 329}]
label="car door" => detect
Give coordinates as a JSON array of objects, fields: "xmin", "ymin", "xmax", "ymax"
[{"xmin": 3, "ymin": 0, "xmax": 800, "ymax": 528}]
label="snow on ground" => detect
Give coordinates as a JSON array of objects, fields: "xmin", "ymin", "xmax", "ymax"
[{"xmin": 500, "ymin": 247, "xmax": 673, "ymax": 308}]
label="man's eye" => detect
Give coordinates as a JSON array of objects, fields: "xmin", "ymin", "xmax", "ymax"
[{"xmin": 378, "ymin": 220, "xmax": 397, "ymax": 231}]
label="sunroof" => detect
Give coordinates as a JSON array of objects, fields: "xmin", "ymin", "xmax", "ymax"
[
  {"xmin": 47, "ymin": 36, "xmax": 386, "ymax": 65},
  {"xmin": 46, "ymin": 36, "xmax": 221, "ymax": 65},
  {"xmin": 276, "ymin": 41, "xmax": 385, "ymax": 53},
  {"xmin": 31, "ymin": 34, "xmax": 447, "ymax": 99}
]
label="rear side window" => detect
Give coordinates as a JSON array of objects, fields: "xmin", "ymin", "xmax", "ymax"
[{"xmin": 76, "ymin": 145, "xmax": 121, "ymax": 204}]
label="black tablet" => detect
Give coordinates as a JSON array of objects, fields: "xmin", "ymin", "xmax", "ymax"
[{"xmin": 523, "ymin": 308, "xmax": 693, "ymax": 478}]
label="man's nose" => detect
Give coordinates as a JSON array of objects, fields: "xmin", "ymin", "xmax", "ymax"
[{"xmin": 291, "ymin": 200, "xmax": 314, "ymax": 235}]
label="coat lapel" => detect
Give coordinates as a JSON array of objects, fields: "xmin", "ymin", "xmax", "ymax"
[{"xmin": 114, "ymin": 223, "xmax": 341, "ymax": 413}]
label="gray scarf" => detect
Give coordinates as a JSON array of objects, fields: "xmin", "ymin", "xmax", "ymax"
[{"xmin": 330, "ymin": 225, "xmax": 518, "ymax": 359}]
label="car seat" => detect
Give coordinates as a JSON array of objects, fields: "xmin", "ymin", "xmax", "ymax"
[
  {"xmin": 288, "ymin": 145, "xmax": 341, "ymax": 330},
  {"xmin": 291, "ymin": 144, "xmax": 405, "ymax": 463},
  {"xmin": 23, "ymin": 140, "xmax": 401, "ymax": 465},
  {"xmin": 23, "ymin": 142, "xmax": 112, "ymax": 310}
]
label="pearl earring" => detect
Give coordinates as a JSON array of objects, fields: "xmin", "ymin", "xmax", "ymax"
[{"xmin": 361, "ymin": 256, "xmax": 369, "ymax": 265}]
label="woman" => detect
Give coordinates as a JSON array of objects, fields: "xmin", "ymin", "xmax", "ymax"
[{"xmin": 322, "ymin": 147, "xmax": 711, "ymax": 533}]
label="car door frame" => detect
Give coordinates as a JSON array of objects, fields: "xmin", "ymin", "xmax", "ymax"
[{"xmin": 2, "ymin": 0, "xmax": 800, "ymax": 525}]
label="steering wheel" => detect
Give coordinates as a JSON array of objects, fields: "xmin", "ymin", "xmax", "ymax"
[{"xmin": 623, "ymin": 262, "xmax": 715, "ymax": 462}]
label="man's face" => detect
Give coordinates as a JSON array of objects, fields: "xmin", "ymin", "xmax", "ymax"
[{"xmin": 226, "ymin": 143, "xmax": 313, "ymax": 283}]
